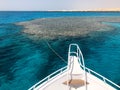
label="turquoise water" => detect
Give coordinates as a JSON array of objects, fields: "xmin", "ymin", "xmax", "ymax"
[
  {"xmin": 0, "ymin": 12, "xmax": 120, "ymax": 90},
  {"xmin": 1, "ymin": 11, "xmax": 120, "ymax": 24}
]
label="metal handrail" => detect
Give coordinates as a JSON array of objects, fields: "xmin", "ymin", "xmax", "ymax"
[
  {"xmin": 28, "ymin": 66, "xmax": 67, "ymax": 90},
  {"xmin": 68, "ymin": 44, "xmax": 120, "ymax": 89},
  {"xmin": 84, "ymin": 66, "xmax": 120, "ymax": 89},
  {"xmin": 74, "ymin": 44, "xmax": 120, "ymax": 89},
  {"xmin": 68, "ymin": 44, "xmax": 87, "ymax": 90}
]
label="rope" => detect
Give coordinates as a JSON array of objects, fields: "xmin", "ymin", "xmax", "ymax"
[{"xmin": 45, "ymin": 40, "xmax": 67, "ymax": 64}]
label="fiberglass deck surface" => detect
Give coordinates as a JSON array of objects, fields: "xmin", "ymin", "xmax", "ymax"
[{"xmin": 36, "ymin": 56, "xmax": 116, "ymax": 90}]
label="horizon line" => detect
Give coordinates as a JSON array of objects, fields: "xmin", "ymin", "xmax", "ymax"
[{"xmin": 0, "ymin": 10, "xmax": 120, "ymax": 12}]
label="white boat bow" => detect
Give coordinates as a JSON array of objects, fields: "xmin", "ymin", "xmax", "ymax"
[{"xmin": 28, "ymin": 44, "xmax": 120, "ymax": 90}]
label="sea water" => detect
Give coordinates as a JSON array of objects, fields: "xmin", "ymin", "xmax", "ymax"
[{"xmin": 0, "ymin": 11, "xmax": 120, "ymax": 90}]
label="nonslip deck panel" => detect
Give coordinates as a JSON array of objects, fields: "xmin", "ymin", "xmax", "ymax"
[{"xmin": 63, "ymin": 79, "xmax": 89, "ymax": 89}]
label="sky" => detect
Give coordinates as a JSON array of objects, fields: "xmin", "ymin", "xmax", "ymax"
[{"xmin": 0, "ymin": 0, "xmax": 120, "ymax": 11}]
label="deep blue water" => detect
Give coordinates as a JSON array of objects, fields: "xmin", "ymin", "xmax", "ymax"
[
  {"xmin": 1, "ymin": 11, "xmax": 120, "ymax": 24},
  {"xmin": 0, "ymin": 12, "xmax": 120, "ymax": 90}
]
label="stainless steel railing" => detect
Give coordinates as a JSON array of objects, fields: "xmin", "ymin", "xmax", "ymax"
[
  {"xmin": 68, "ymin": 44, "xmax": 120, "ymax": 89},
  {"xmin": 68, "ymin": 43, "xmax": 87, "ymax": 90},
  {"xmin": 83, "ymin": 66, "xmax": 120, "ymax": 89},
  {"xmin": 28, "ymin": 66, "xmax": 67, "ymax": 90}
]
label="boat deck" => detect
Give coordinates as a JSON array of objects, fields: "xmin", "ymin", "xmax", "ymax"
[{"xmin": 35, "ymin": 56, "xmax": 116, "ymax": 90}]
